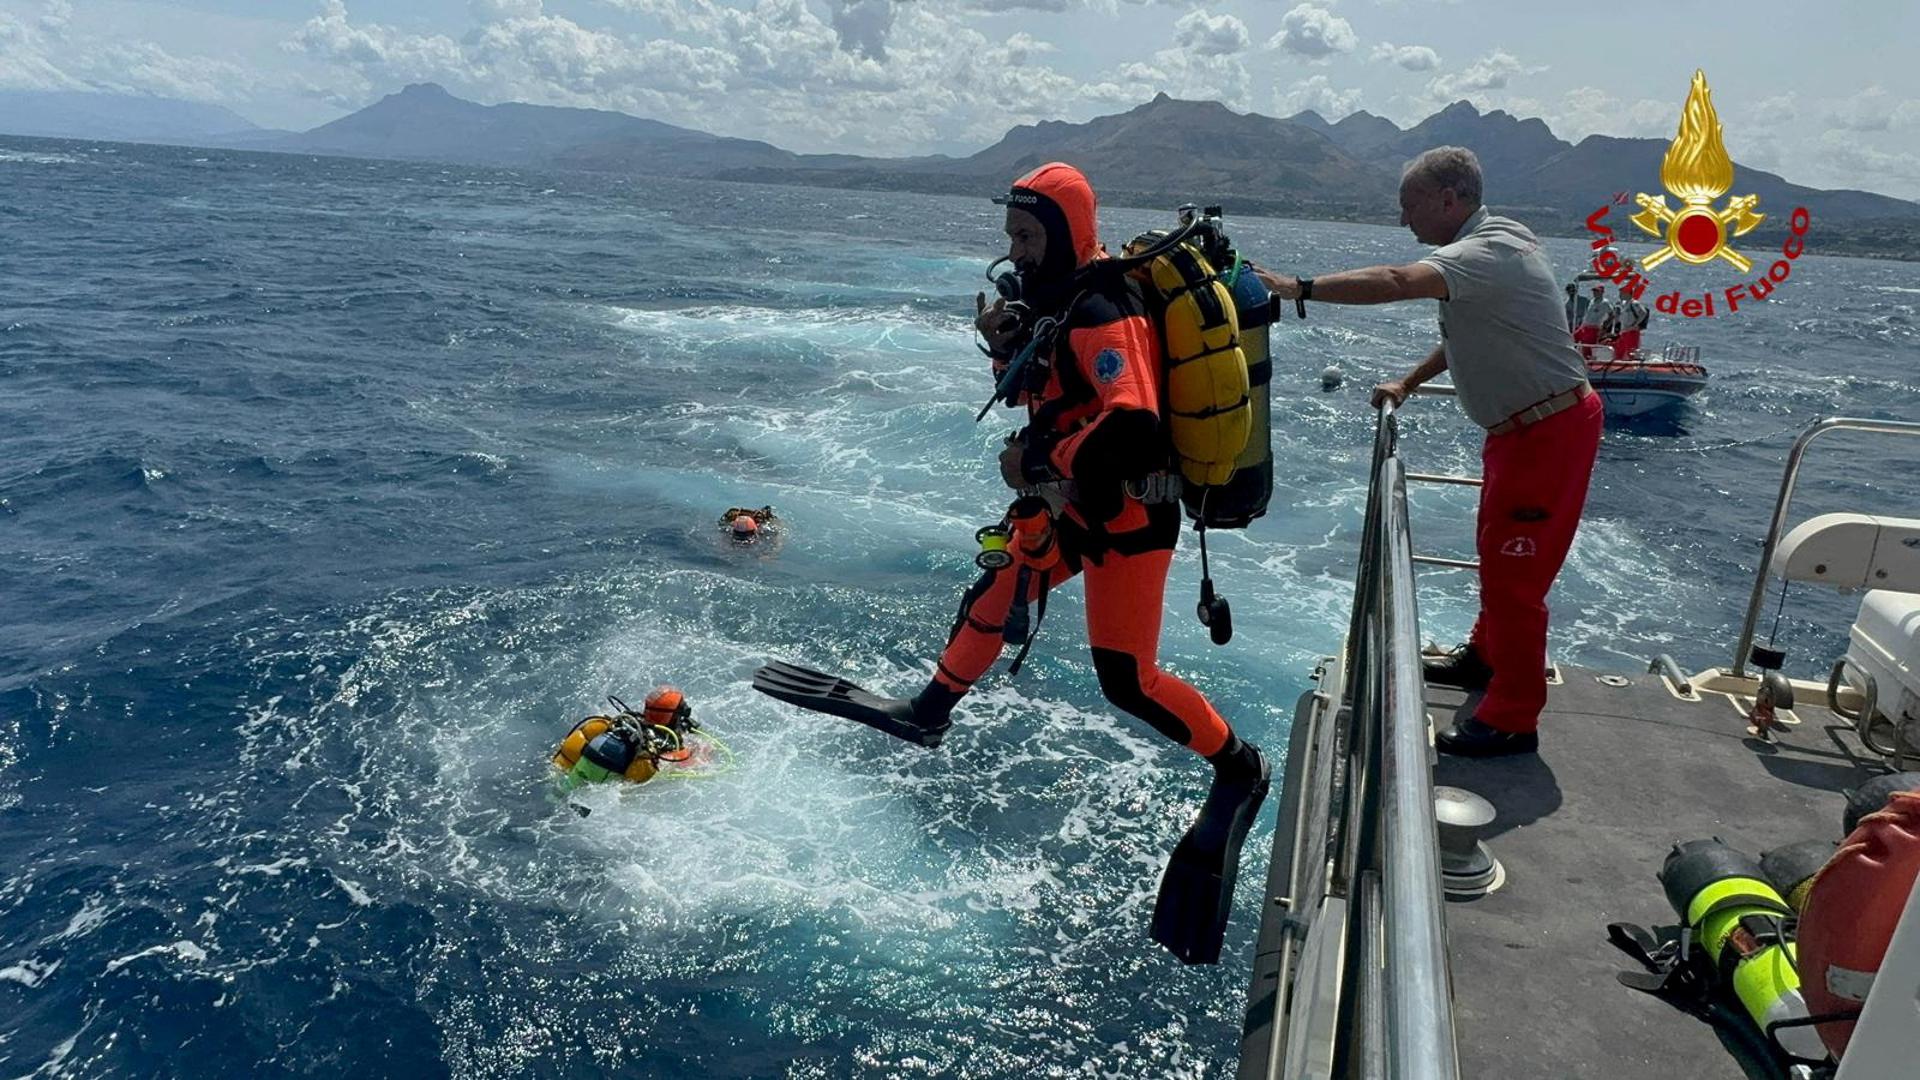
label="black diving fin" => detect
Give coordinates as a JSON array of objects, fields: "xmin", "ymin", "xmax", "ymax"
[
  {"xmin": 751, "ymin": 661, "xmax": 951, "ymax": 748},
  {"xmin": 1151, "ymin": 749, "xmax": 1272, "ymax": 965}
]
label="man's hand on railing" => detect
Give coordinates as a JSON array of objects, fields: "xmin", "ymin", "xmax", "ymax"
[{"xmin": 1371, "ymin": 380, "xmax": 1410, "ymax": 409}]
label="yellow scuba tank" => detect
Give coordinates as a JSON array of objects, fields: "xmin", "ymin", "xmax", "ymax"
[
  {"xmin": 1122, "ymin": 224, "xmax": 1250, "ymax": 490},
  {"xmin": 1659, "ymin": 839, "xmax": 1827, "ymax": 1062},
  {"xmin": 553, "ymin": 716, "xmax": 659, "ymax": 784},
  {"xmin": 1122, "ymin": 206, "xmax": 1278, "ymax": 647},
  {"xmin": 553, "ymin": 716, "xmax": 612, "ymax": 771},
  {"xmin": 1123, "ymin": 207, "xmax": 1275, "ymax": 527}
]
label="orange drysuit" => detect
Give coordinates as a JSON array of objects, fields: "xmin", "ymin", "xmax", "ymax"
[{"xmin": 930, "ymin": 163, "xmax": 1234, "ymax": 757}]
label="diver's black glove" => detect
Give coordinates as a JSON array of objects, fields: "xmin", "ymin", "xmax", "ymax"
[{"xmin": 975, "ymin": 292, "xmax": 1026, "ymax": 362}]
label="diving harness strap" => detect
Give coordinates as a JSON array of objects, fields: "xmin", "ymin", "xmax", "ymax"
[
  {"xmin": 1004, "ymin": 566, "xmax": 1050, "ymax": 677},
  {"xmin": 1609, "ymin": 892, "xmax": 1796, "ymax": 1006}
]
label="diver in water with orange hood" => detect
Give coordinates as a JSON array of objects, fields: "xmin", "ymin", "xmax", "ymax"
[{"xmin": 755, "ymin": 163, "xmax": 1269, "ymax": 965}]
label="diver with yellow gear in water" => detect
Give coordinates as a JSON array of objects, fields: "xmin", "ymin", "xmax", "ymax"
[{"xmin": 552, "ymin": 686, "xmax": 732, "ymax": 789}]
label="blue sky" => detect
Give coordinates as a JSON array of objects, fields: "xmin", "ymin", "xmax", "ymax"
[{"xmin": 3, "ymin": 0, "xmax": 1917, "ymax": 199}]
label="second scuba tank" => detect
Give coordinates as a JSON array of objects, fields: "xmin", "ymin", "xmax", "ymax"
[
  {"xmin": 1659, "ymin": 839, "xmax": 1827, "ymax": 1062},
  {"xmin": 1197, "ymin": 260, "xmax": 1275, "ymax": 529}
]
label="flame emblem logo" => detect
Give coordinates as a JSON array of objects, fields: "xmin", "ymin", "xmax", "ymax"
[{"xmin": 1631, "ymin": 70, "xmax": 1765, "ymax": 272}]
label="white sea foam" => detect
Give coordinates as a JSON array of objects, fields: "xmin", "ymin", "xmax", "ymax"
[
  {"xmin": 0, "ymin": 149, "xmax": 84, "ymax": 166},
  {"xmin": 0, "ymin": 957, "xmax": 61, "ymax": 987},
  {"xmin": 604, "ymin": 302, "xmax": 965, "ymax": 360},
  {"xmin": 104, "ymin": 939, "xmax": 207, "ymax": 973},
  {"xmin": 53, "ymin": 895, "xmax": 111, "ymax": 941}
]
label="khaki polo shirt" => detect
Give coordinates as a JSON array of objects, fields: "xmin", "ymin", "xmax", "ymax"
[{"xmin": 1420, "ymin": 207, "xmax": 1591, "ymax": 429}]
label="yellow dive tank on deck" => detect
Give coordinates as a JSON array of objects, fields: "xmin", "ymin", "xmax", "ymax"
[{"xmin": 1660, "ymin": 838, "xmax": 1826, "ymax": 1062}]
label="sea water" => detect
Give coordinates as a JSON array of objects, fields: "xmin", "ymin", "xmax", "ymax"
[{"xmin": 2, "ymin": 136, "xmax": 1917, "ymax": 1078}]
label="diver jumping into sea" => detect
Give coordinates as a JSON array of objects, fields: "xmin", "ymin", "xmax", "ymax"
[{"xmin": 753, "ymin": 163, "xmax": 1269, "ymax": 966}]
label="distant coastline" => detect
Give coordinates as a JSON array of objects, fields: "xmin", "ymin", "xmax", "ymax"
[{"xmin": 5, "ymin": 126, "xmax": 1916, "ymax": 264}]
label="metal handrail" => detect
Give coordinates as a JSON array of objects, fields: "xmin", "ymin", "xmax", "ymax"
[
  {"xmin": 1377, "ymin": 452, "xmax": 1461, "ymax": 1077},
  {"xmin": 1411, "ymin": 555, "xmax": 1479, "ymax": 571},
  {"xmin": 1323, "ymin": 399, "xmax": 1460, "ymax": 1078},
  {"xmin": 1405, "ymin": 472, "xmax": 1483, "ymax": 488},
  {"xmin": 1251, "ymin": 394, "xmax": 1462, "ymax": 1080},
  {"xmin": 1728, "ymin": 417, "xmax": 1920, "ymax": 677}
]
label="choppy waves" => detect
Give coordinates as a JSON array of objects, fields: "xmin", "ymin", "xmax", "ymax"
[{"xmin": 2, "ymin": 134, "xmax": 1917, "ymax": 1078}]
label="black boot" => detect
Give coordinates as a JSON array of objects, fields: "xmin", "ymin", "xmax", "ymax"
[
  {"xmin": 1207, "ymin": 734, "xmax": 1266, "ymax": 784},
  {"xmin": 902, "ymin": 682, "xmax": 964, "ymax": 748},
  {"xmin": 1435, "ymin": 716, "xmax": 1538, "ymax": 757},
  {"xmin": 1423, "ymin": 642, "xmax": 1493, "ymax": 690}
]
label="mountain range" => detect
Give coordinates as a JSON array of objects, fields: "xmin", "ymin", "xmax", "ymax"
[
  {"xmin": 0, "ymin": 90, "xmax": 263, "ymax": 145},
  {"xmin": 6, "ymin": 84, "xmax": 1917, "ymax": 256}
]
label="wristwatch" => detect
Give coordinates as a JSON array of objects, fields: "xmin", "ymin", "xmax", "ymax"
[{"xmin": 1298, "ymin": 276, "xmax": 1315, "ymax": 301}]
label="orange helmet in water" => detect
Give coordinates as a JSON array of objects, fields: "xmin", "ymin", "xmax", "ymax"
[{"xmin": 644, "ymin": 685, "xmax": 690, "ymax": 728}]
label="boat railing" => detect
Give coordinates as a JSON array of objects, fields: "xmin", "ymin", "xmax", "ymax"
[
  {"xmin": 1258, "ymin": 386, "xmax": 1462, "ymax": 1079},
  {"xmin": 1728, "ymin": 417, "xmax": 1920, "ymax": 678}
]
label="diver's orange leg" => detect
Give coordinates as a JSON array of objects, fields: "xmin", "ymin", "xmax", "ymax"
[
  {"xmin": 930, "ymin": 562, "xmax": 1078, "ymax": 694},
  {"xmin": 1082, "ymin": 548, "xmax": 1232, "ymax": 756}
]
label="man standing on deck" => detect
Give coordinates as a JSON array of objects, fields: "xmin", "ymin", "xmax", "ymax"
[
  {"xmin": 1610, "ymin": 284, "xmax": 1649, "ymax": 360},
  {"xmin": 1252, "ymin": 146, "xmax": 1603, "ymax": 757},
  {"xmin": 1575, "ymin": 282, "xmax": 1611, "ymax": 360},
  {"xmin": 1564, "ymin": 283, "xmax": 1588, "ymax": 333}
]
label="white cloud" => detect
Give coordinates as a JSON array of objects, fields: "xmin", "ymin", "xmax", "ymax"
[
  {"xmin": 1424, "ymin": 49, "xmax": 1539, "ymax": 101},
  {"xmin": 1173, "ymin": 10, "xmax": 1249, "ymax": 58},
  {"xmin": 960, "ymin": 0, "xmax": 1184, "ymax": 8},
  {"xmin": 467, "ymin": 15, "xmax": 737, "ymax": 97},
  {"xmin": 1114, "ymin": 44, "xmax": 1252, "ymax": 111},
  {"xmin": 1726, "ymin": 132, "xmax": 1785, "ymax": 173},
  {"xmin": 1826, "ymin": 86, "xmax": 1920, "ymax": 133},
  {"xmin": 0, "ymin": 4, "xmax": 253, "ymax": 100},
  {"xmin": 1807, "ymin": 128, "xmax": 1920, "ymax": 199},
  {"xmin": 470, "ymin": 0, "xmax": 543, "ymax": 20},
  {"xmin": 959, "ymin": 0, "xmax": 1074, "ymax": 10},
  {"xmin": 1276, "ymin": 75, "xmax": 1361, "ymax": 119},
  {"xmin": 1370, "ymin": 42, "xmax": 1438, "ymax": 72},
  {"xmin": 824, "ymin": 0, "xmax": 895, "ymax": 61},
  {"xmin": 289, "ymin": 1, "xmax": 465, "ymax": 92},
  {"xmin": 998, "ymin": 32, "xmax": 1056, "ymax": 65},
  {"xmin": 1751, "ymin": 91, "xmax": 1798, "ymax": 123},
  {"xmin": 39, "ymin": 0, "xmax": 71, "ymax": 37},
  {"xmin": 280, "ymin": 0, "xmax": 1183, "ymax": 155},
  {"xmin": 92, "ymin": 40, "xmax": 262, "ymax": 102},
  {"xmin": 0, "ymin": 11, "xmax": 79, "ymax": 91},
  {"xmin": 1513, "ymin": 86, "xmax": 1672, "ymax": 143},
  {"xmin": 1268, "ymin": 4, "xmax": 1355, "ymax": 61}
]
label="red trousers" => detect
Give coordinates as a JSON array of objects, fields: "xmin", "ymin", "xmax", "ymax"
[
  {"xmin": 1572, "ymin": 323, "xmax": 1601, "ymax": 360},
  {"xmin": 930, "ymin": 545, "xmax": 1232, "ymax": 756},
  {"xmin": 1470, "ymin": 392, "xmax": 1604, "ymax": 732},
  {"xmin": 1611, "ymin": 328, "xmax": 1642, "ymax": 360}
]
